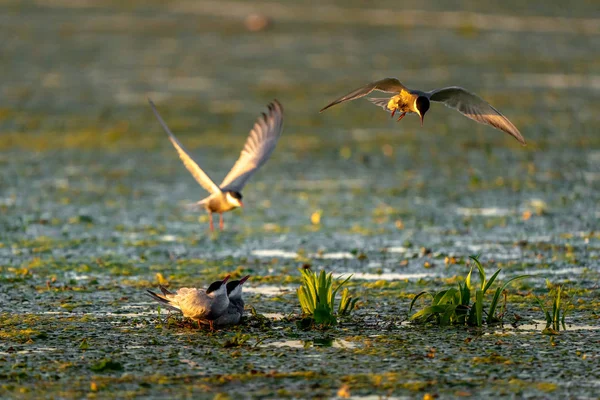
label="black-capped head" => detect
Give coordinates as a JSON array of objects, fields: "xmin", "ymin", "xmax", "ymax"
[
  {"xmin": 225, "ymin": 191, "xmax": 244, "ymax": 208},
  {"xmin": 415, "ymin": 96, "xmax": 430, "ymax": 126},
  {"xmin": 226, "ymin": 275, "xmax": 250, "ymax": 299},
  {"xmin": 227, "ymin": 275, "xmax": 250, "ymax": 297},
  {"xmin": 206, "ymin": 275, "xmax": 230, "ymax": 295}
]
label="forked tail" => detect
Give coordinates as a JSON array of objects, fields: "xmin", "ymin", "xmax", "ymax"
[
  {"xmin": 146, "ymin": 289, "xmax": 180, "ymax": 311},
  {"xmin": 184, "ymin": 199, "xmax": 208, "ymax": 211}
]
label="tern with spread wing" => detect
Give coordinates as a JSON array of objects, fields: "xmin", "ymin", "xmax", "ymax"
[
  {"xmin": 320, "ymin": 78, "xmax": 525, "ymax": 145},
  {"xmin": 146, "ymin": 275, "xmax": 230, "ymax": 330},
  {"xmin": 149, "ymin": 99, "xmax": 284, "ymax": 231}
]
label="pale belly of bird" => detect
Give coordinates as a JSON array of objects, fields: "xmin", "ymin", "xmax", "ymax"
[{"xmin": 206, "ymin": 195, "xmax": 237, "ymax": 214}]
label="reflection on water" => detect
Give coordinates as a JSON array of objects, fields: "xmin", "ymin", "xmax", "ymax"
[
  {"xmin": 456, "ymin": 207, "xmax": 514, "ymax": 217},
  {"xmin": 159, "ymin": 234, "xmax": 178, "ymax": 242},
  {"xmin": 244, "ymin": 285, "xmax": 295, "ymax": 296},
  {"xmin": 522, "ymin": 267, "xmax": 587, "ymax": 276},
  {"xmin": 263, "ymin": 313, "xmax": 285, "ymax": 320},
  {"xmin": 251, "ymin": 249, "xmax": 359, "ymax": 260},
  {"xmin": 262, "ymin": 338, "xmax": 356, "ymax": 349},
  {"xmin": 351, "ymin": 272, "xmax": 436, "ymax": 281},
  {"xmin": 386, "ymin": 246, "xmax": 410, "ymax": 254},
  {"xmin": 318, "ymin": 252, "xmax": 354, "ymax": 259},
  {"xmin": 513, "ymin": 320, "xmax": 599, "ymax": 332},
  {"xmin": 0, "ymin": 347, "xmax": 59, "ymax": 356},
  {"xmin": 251, "ymin": 249, "xmax": 298, "ymax": 259},
  {"xmin": 488, "ymin": 320, "xmax": 600, "ymax": 335}
]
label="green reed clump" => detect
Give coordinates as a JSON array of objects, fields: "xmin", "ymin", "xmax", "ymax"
[
  {"xmin": 297, "ymin": 268, "xmax": 359, "ymax": 326},
  {"xmin": 535, "ymin": 284, "xmax": 568, "ymax": 333},
  {"xmin": 409, "ymin": 255, "xmax": 529, "ymax": 327}
]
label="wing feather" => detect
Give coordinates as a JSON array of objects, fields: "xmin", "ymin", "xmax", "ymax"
[
  {"xmin": 320, "ymin": 78, "xmax": 407, "ymax": 112},
  {"xmin": 219, "ymin": 101, "xmax": 284, "ymax": 192},
  {"xmin": 148, "ymin": 99, "xmax": 222, "ymax": 194},
  {"xmin": 429, "ymin": 87, "xmax": 526, "ymax": 145},
  {"xmin": 172, "ymin": 288, "xmax": 209, "ymax": 319},
  {"xmin": 367, "ymin": 97, "xmax": 394, "ymax": 113}
]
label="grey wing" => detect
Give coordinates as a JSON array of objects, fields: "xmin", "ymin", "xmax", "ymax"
[
  {"xmin": 319, "ymin": 78, "xmax": 407, "ymax": 112},
  {"xmin": 148, "ymin": 99, "xmax": 222, "ymax": 194},
  {"xmin": 219, "ymin": 101, "xmax": 284, "ymax": 192},
  {"xmin": 428, "ymin": 87, "xmax": 526, "ymax": 145}
]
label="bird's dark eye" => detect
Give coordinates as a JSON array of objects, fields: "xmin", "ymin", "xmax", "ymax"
[{"xmin": 234, "ymin": 192, "xmax": 243, "ymax": 200}]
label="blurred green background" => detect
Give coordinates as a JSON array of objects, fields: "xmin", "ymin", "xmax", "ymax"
[{"xmin": 0, "ymin": 1, "xmax": 599, "ymax": 398}]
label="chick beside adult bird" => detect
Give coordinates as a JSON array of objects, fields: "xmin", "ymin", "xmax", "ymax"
[
  {"xmin": 320, "ymin": 78, "xmax": 526, "ymax": 145},
  {"xmin": 148, "ymin": 99, "xmax": 284, "ymax": 232},
  {"xmin": 214, "ymin": 275, "xmax": 250, "ymax": 327},
  {"xmin": 146, "ymin": 275, "xmax": 230, "ymax": 330}
]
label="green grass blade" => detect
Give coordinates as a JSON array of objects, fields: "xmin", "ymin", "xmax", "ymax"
[
  {"xmin": 298, "ymin": 287, "xmax": 312, "ymax": 314},
  {"xmin": 475, "ymin": 289, "xmax": 483, "ymax": 327},
  {"xmin": 338, "ymin": 288, "xmax": 350, "ymax": 315},
  {"xmin": 433, "ymin": 290, "xmax": 449, "ymax": 305},
  {"xmin": 497, "ymin": 274, "xmax": 530, "ymax": 295},
  {"xmin": 440, "ymin": 304, "xmax": 458, "ymax": 326},
  {"xmin": 487, "ymin": 287, "xmax": 503, "ymax": 324},
  {"xmin": 437, "ymin": 288, "xmax": 459, "ymax": 305},
  {"xmin": 465, "ymin": 267, "xmax": 473, "ymax": 290},
  {"xmin": 408, "ymin": 291, "xmax": 434, "ymax": 315},
  {"xmin": 350, "ymin": 298, "xmax": 359, "ymax": 313},
  {"xmin": 488, "ymin": 275, "xmax": 530, "ymax": 322},
  {"xmin": 534, "ymin": 295, "xmax": 551, "ymax": 326},
  {"xmin": 410, "ymin": 305, "xmax": 449, "ymax": 322},
  {"xmin": 469, "ymin": 254, "xmax": 486, "ymax": 291},
  {"xmin": 552, "ymin": 286, "xmax": 561, "ymax": 330},
  {"xmin": 332, "ymin": 274, "xmax": 353, "ymax": 311},
  {"xmin": 458, "ymin": 281, "xmax": 471, "ymax": 306},
  {"xmin": 483, "ymin": 269, "xmax": 502, "ymax": 294},
  {"xmin": 317, "ymin": 270, "xmax": 328, "ymax": 309}
]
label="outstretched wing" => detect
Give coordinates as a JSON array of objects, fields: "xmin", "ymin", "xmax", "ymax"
[
  {"xmin": 320, "ymin": 78, "xmax": 407, "ymax": 112},
  {"xmin": 429, "ymin": 87, "xmax": 526, "ymax": 145},
  {"xmin": 148, "ymin": 99, "xmax": 222, "ymax": 194},
  {"xmin": 219, "ymin": 101, "xmax": 284, "ymax": 192}
]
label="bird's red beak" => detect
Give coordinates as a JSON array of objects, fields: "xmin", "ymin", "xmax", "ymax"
[
  {"xmin": 420, "ymin": 115, "xmax": 424, "ymax": 127},
  {"xmin": 239, "ymin": 201, "xmax": 244, "ymax": 208},
  {"xmin": 239, "ymin": 275, "xmax": 250, "ymax": 285},
  {"xmin": 222, "ymin": 275, "xmax": 230, "ymax": 284}
]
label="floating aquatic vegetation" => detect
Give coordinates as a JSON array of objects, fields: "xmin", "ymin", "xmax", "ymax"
[
  {"xmin": 409, "ymin": 255, "xmax": 529, "ymax": 327},
  {"xmin": 535, "ymin": 284, "xmax": 570, "ymax": 334},
  {"xmin": 297, "ymin": 268, "xmax": 359, "ymax": 327}
]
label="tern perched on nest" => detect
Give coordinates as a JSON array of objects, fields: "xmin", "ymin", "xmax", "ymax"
[
  {"xmin": 214, "ymin": 275, "xmax": 250, "ymax": 327},
  {"xmin": 146, "ymin": 275, "xmax": 230, "ymax": 330}
]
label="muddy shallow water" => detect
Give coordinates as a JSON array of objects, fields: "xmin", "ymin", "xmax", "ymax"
[{"xmin": 0, "ymin": 0, "xmax": 599, "ymax": 398}]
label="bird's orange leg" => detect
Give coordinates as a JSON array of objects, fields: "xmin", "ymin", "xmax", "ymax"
[
  {"xmin": 396, "ymin": 112, "xmax": 407, "ymax": 122},
  {"xmin": 209, "ymin": 212, "xmax": 214, "ymax": 232},
  {"xmin": 219, "ymin": 214, "xmax": 224, "ymax": 231},
  {"xmin": 390, "ymin": 108, "xmax": 396, "ymax": 118}
]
